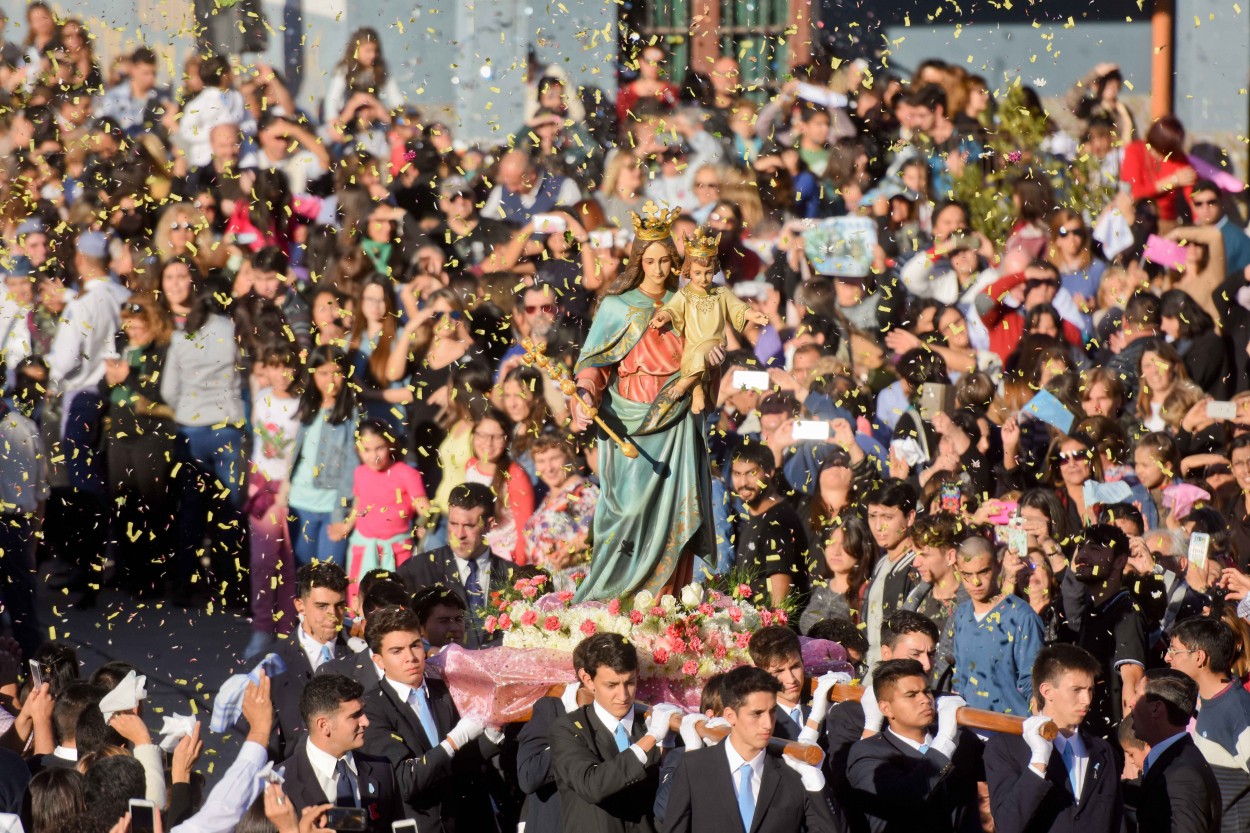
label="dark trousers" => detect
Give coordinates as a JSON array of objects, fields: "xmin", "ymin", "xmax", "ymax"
[
  {"xmin": 107, "ymin": 431, "xmax": 176, "ymax": 595},
  {"xmin": 173, "ymin": 425, "xmax": 248, "ymax": 606},
  {"xmin": 62, "ymin": 391, "xmax": 108, "ymax": 600},
  {"xmin": 0, "ymin": 514, "xmax": 42, "ymax": 658}
]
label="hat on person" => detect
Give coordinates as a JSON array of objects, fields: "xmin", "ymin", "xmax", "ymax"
[
  {"xmin": 804, "ymin": 216, "xmax": 878, "ymax": 279},
  {"xmin": 76, "ymin": 230, "xmax": 110, "ymax": 260}
]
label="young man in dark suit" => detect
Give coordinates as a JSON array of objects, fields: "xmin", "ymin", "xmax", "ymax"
[
  {"xmin": 317, "ymin": 579, "xmax": 410, "ymax": 694},
  {"xmin": 516, "ymin": 640, "xmax": 589, "ymax": 833},
  {"xmin": 550, "ymin": 633, "xmax": 680, "ymax": 833},
  {"xmin": 748, "ymin": 626, "xmax": 811, "ymax": 742},
  {"xmin": 360, "ymin": 605, "xmax": 503, "ymax": 833},
  {"xmin": 846, "ymin": 659, "xmax": 982, "ymax": 833},
  {"xmin": 661, "ymin": 665, "xmax": 838, "ymax": 833},
  {"xmin": 984, "ymin": 644, "xmax": 1123, "ymax": 833},
  {"xmin": 280, "ymin": 674, "xmax": 404, "ymax": 832},
  {"xmin": 267, "ymin": 562, "xmax": 353, "ymax": 759},
  {"xmin": 1129, "ymin": 668, "xmax": 1221, "ymax": 833},
  {"xmin": 396, "ymin": 483, "xmax": 515, "ymax": 648}
]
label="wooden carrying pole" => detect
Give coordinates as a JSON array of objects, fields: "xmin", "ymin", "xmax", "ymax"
[
  {"xmin": 514, "ymin": 685, "xmax": 824, "ymax": 765},
  {"xmin": 821, "ymin": 682, "xmax": 1058, "ymax": 741}
]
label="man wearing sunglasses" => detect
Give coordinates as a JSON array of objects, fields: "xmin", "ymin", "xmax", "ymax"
[
  {"xmin": 1189, "ymin": 180, "xmax": 1250, "ymax": 279},
  {"xmin": 977, "ymin": 258, "xmax": 1084, "ymax": 362},
  {"xmin": 497, "ymin": 283, "xmax": 562, "ymax": 380}
]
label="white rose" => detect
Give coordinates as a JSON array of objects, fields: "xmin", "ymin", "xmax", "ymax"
[
  {"xmin": 633, "ymin": 590, "xmax": 655, "ymax": 612},
  {"xmin": 680, "ymin": 584, "xmax": 705, "ymax": 609},
  {"xmin": 659, "ymin": 594, "xmax": 678, "ymax": 614}
]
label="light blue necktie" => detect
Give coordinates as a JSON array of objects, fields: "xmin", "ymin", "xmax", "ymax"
[
  {"xmin": 614, "ymin": 722, "xmax": 630, "ymax": 752},
  {"xmin": 1061, "ymin": 741, "xmax": 1079, "ymax": 801},
  {"xmin": 737, "ymin": 763, "xmax": 755, "ymax": 832},
  {"xmin": 408, "ymin": 687, "xmax": 441, "ymax": 748},
  {"xmin": 318, "ymin": 644, "xmax": 332, "ymax": 669},
  {"xmin": 790, "ymin": 707, "xmax": 802, "ymax": 728}
]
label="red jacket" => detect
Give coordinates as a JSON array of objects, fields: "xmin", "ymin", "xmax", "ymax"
[
  {"xmin": 981, "ymin": 270, "xmax": 1083, "ymax": 361},
  {"xmin": 1121, "ymin": 140, "xmax": 1194, "ymax": 222}
]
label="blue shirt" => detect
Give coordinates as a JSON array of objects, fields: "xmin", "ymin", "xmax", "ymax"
[{"xmin": 949, "ymin": 594, "xmax": 1044, "ymax": 715}]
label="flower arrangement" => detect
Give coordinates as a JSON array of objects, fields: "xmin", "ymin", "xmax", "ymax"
[{"xmin": 483, "ymin": 576, "xmax": 789, "ymax": 684}]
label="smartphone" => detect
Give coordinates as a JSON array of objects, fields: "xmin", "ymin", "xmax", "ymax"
[
  {"xmin": 392, "ymin": 822, "xmax": 418, "ymax": 833},
  {"xmin": 793, "ymin": 420, "xmax": 830, "ymax": 441},
  {"xmin": 918, "ymin": 383, "xmax": 952, "ymax": 422},
  {"xmin": 129, "ymin": 799, "xmax": 157, "ymax": 833},
  {"xmin": 532, "ymin": 214, "xmax": 568, "ymax": 234},
  {"xmin": 731, "ymin": 370, "xmax": 770, "ymax": 392},
  {"xmin": 1189, "ymin": 531, "xmax": 1212, "ymax": 571},
  {"xmin": 939, "ymin": 482, "xmax": 962, "ymax": 514},
  {"xmin": 1006, "ymin": 515, "xmax": 1029, "ymax": 556},
  {"xmin": 324, "ymin": 808, "xmax": 368, "ymax": 831},
  {"xmin": 588, "ymin": 230, "xmax": 615, "ymax": 249},
  {"xmin": 28, "ymin": 659, "xmax": 41, "ymax": 689},
  {"xmin": 1207, "ymin": 401, "xmax": 1238, "ymax": 421}
]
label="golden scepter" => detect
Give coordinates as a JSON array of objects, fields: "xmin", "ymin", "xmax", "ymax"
[{"xmin": 521, "ymin": 337, "xmax": 639, "ymax": 458}]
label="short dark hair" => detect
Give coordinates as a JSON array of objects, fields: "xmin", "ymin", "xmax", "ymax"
[
  {"xmin": 53, "ymin": 682, "xmax": 104, "ymax": 745},
  {"xmin": 198, "ymin": 54, "xmax": 230, "ymax": 87},
  {"xmin": 83, "ymin": 755, "xmax": 146, "ymax": 822},
  {"xmin": 881, "ymin": 610, "xmax": 940, "ymax": 649},
  {"xmin": 906, "ymin": 83, "xmax": 947, "ymax": 113},
  {"xmin": 748, "ymin": 626, "xmax": 802, "ymax": 670},
  {"xmin": 1080, "ymin": 524, "xmax": 1130, "ymax": 559},
  {"xmin": 866, "ymin": 479, "xmax": 918, "ymax": 515},
  {"xmin": 412, "ymin": 586, "xmax": 468, "ymax": 625},
  {"xmin": 361, "ymin": 579, "xmax": 410, "ymax": 618},
  {"xmin": 448, "ymin": 482, "xmax": 496, "ymax": 521},
  {"xmin": 721, "ymin": 665, "xmax": 783, "ymax": 711},
  {"xmin": 897, "ymin": 348, "xmax": 949, "ymax": 390},
  {"xmin": 300, "ymin": 674, "xmax": 365, "ymax": 727},
  {"xmin": 1191, "ymin": 179, "xmax": 1220, "ymax": 199},
  {"xmin": 731, "ymin": 441, "xmax": 776, "ymax": 476},
  {"xmin": 1123, "ymin": 293, "xmax": 1162, "ymax": 329},
  {"xmin": 1098, "ymin": 503, "xmax": 1144, "ymax": 534},
  {"xmin": 131, "ymin": 47, "xmax": 157, "ymax": 66},
  {"xmin": 699, "ymin": 673, "xmax": 728, "ymax": 714},
  {"xmin": 1032, "ymin": 644, "xmax": 1101, "ymax": 707},
  {"xmin": 32, "ymin": 642, "xmax": 80, "ymax": 697},
  {"xmin": 910, "ymin": 513, "xmax": 961, "ymax": 551},
  {"xmin": 579, "ymin": 633, "xmax": 638, "ymax": 679},
  {"xmin": 252, "ymin": 245, "xmax": 289, "ymax": 275},
  {"xmin": 296, "ymin": 562, "xmax": 349, "ymax": 599},
  {"xmin": 73, "ymin": 708, "xmax": 121, "ymax": 758},
  {"xmin": 1172, "ymin": 617, "xmax": 1238, "ymax": 675},
  {"xmin": 1141, "ymin": 667, "xmax": 1198, "ymax": 727},
  {"xmin": 88, "ymin": 661, "xmax": 136, "ymax": 692},
  {"xmin": 808, "ymin": 617, "xmax": 869, "ymax": 656},
  {"xmin": 872, "ymin": 658, "xmax": 929, "ymax": 701},
  {"xmin": 364, "ymin": 606, "xmax": 423, "ymax": 654}
]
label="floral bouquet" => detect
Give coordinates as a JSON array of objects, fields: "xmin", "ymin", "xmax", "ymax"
[{"xmin": 426, "ymin": 577, "xmax": 849, "ymax": 722}]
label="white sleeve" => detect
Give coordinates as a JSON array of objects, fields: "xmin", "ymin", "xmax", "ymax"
[
  {"xmin": 159, "ymin": 337, "xmax": 183, "ymax": 415},
  {"xmin": 132, "ymin": 743, "xmax": 168, "ymax": 807},
  {"xmin": 380, "ymin": 77, "xmax": 404, "ymax": 111},
  {"xmin": 170, "ymin": 741, "xmax": 270, "ymax": 833},
  {"xmin": 555, "ymin": 177, "xmax": 583, "ymax": 207},
  {"xmin": 47, "ymin": 304, "xmax": 82, "ymax": 387}
]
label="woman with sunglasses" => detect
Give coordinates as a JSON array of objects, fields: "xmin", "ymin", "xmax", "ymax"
[
  {"xmin": 102, "ymin": 294, "xmax": 176, "ymax": 598},
  {"xmin": 1047, "ymin": 434, "xmax": 1102, "ymax": 528},
  {"xmin": 464, "ymin": 407, "xmax": 535, "ymax": 564},
  {"xmin": 1048, "ymin": 208, "xmax": 1105, "ymax": 314}
]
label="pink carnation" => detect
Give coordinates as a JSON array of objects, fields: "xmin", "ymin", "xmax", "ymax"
[
  {"xmin": 774, "ymin": 610, "xmax": 789, "ymax": 625},
  {"xmin": 544, "ymin": 615, "xmax": 562, "ymax": 631},
  {"xmin": 520, "ymin": 610, "xmax": 538, "ymax": 627},
  {"xmin": 521, "ymin": 586, "xmax": 538, "ymax": 599},
  {"xmin": 529, "ymin": 575, "xmax": 548, "ymax": 587},
  {"xmin": 580, "ymin": 620, "xmax": 598, "ymax": 636},
  {"xmin": 498, "ymin": 600, "xmax": 511, "ymax": 612},
  {"xmin": 649, "ymin": 606, "xmax": 665, "ymax": 617},
  {"xmin": 736, "ymin": 583, "xmax": 753, "ymax": 598},
  {"xmin": 557, "ymin": 590, "xmax": 575, "ymax": 603},
  {"xmin": 497, "ymin": 614, "xmax": 512, "ymax": 630},
  {"xmin": 653, "ymin": 648, "xmax": 670, "ymax": 664},
  {"xmin": 760, "ymin": 610, "xmax": 774, "ymax": 627},
  {"xmin": 484, "ymin": 615, "xmax": 498, "ymax": 632},
  {"xmin": 570, "ymin": 570, "xmax": 587, "ymax": 584},
  {"xmin": 681, "ymin": 660, "xmax": 698, "ymax": 676},
  {"xmin": 735, "ymin": 632, "xmax": 752, "ymax": 648},
  {"xmin": 607, "ymin": 598, "xmax": 621, "ymax": 615},
  {"xmin": 670, "ymin": 638, "xmax": 687, "ymax": 653},
  {"xmin": 514, "ymin": 579, "xmax": 529, "ymax": 591},
  {"xmin": 714, "ymin": 645, "xmax": 727, "ymax": 659},
  {"xmin": 629, "ymin": 610, "xmax": 644, "ymax": 624},
  {"xmin": 727, "ymin": 607, "xmax": 743, "ymax": 623},
  {"xmin": 689, "ymin": 637, "xmax": 703, "ymax": 653},
  {"xmin": 698, "ymin": 603, "xmax": 715, "ymax": 617}
]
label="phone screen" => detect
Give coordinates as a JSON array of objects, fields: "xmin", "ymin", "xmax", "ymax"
[
  {"xmin": 939, "ymin": 482, "xmax": 962, "ymax": 514},
  {"xmin": 129, "ymin": 801, "xmax": 156, "ymax": 833},
  {"xmin": 323, "ymin": 808, "xmax": 368, "ymax": 832},
  {"xmin": 391, "ymin": 822, "xmax": 419, "ymax": 833}
]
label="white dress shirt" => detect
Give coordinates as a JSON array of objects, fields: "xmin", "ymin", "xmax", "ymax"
[
  {"xmin": 593, "ymin": 701, "xmax": 647, "ymax": 764},
  {"xmin": 1143, "ymin": 731, "xmax": 1187, "ymax": 775},
  {"xmin": 455, "ymin": 552, "xmax": 493, "ymax": 598},
  {"xmin": 297, "ymin": 625, "xmax": 336, "ymax": 672},
  {"xmin": 888, "ymin": 728, "xmax": 934, "ymax": 753},
  {"xmin": 724, "ymin": 740, "xmax": 765, "ymax": 804},
  {"xmin": 1050, "ymin": 731, "xmax": 1088, "ymax": 797},
  {"xmin": 305, "ymin": 741, "xmax": 359, "ymax": 806}
]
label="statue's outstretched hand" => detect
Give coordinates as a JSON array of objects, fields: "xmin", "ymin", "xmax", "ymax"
[{"xmin": 650, "ymin": 311, "xmax": 672, "ymax": 330}]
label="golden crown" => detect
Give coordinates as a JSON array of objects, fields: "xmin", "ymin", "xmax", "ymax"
[
  {"xmin": 630, "ymin": 201, "xmax": 681, "ymax": 242},
  {"xmin": 684, "ymin": 229, "xmax": 722, "ymax": 260}
]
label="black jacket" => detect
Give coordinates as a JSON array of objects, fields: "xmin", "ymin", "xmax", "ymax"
[
  {"xmin": 1134, "ymin": 734, "xmax": 1221, "ymax": 833},
  {"xmin": 268, "ymin": 632, "xmax": 353, "ymax": 760},
  {"xmin": 550, "ymin": 704, "xmax": 661, "ymax": 833},
  {"xmin": 280, "ymin": 739, "xmax": 404, "ymax": 833},
  {"xmin": 516, "ymin": 695, "xmax": 565, "ymax": 833},
  {"xmin": 397, "ymin": 546, "xmax": 516, "ymax": 648},
  {"xmin": 983, "ymin": 729, "xmax": 1122, "ymax": 833}
]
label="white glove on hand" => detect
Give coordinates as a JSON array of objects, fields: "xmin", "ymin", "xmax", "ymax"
[
  {"xmin": 704, "ymin": 716, "xmax": 730, "ymax": 743},
  {"xmin": 808, "ymin": 671, "xmax": 851, "ymax": 726},
  {"xmin": 446, "ymin": 718, "xmax": 485, "ymax": 752},
  {"xmin": 783, "ymin": 755, "xmax": 827, "ymax": 792},
  {"xmin": 679, "ymin": 712, "xmax": 706, "ymax": 750},
  {"xmin": 861, "ymin": 684, "xmax": 884, "ymax": 734},
  {"xmin": 646, "ymin": 704, "xmax": 682, "ymax": 743},
  {"xmin": 560, "ymin": 682, "xmax": 581, "ymax": 714},
  {"xmin": 931, "ymin": 695, "xmax": 966, "ymax": 759},
  {"xmin": 1023, "ymin": 715, "xmax": 1055, "ymax": 767}
]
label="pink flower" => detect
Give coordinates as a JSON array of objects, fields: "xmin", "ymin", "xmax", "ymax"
[
  {"xmin": 670, "ymin": 638, "xmax": 687, "ymax": 653},
  {"xmin": 653, "ymin": 648, "xmax": 670, "ymax": 664},
  {"xmin": 514, "ymin": 579, "xmax": 529, "ymax": 591},
  {"xmin": 774, "ymin": 609, "xmax": 789, "ymax": 625},
  {"xmin": 498, "ymin": 600, "xmax": 511, "ymax": 612},
  {"xmin": 714, "ymin": 645, "xmax": 727, "ymax": 659},
  {"xmin": 520, "ymin": 610, "xmax": 538, "ymax": 627},
  {"xmin": 698, "ymin": 603, "xmax": 714, "ymax": 617},
  {"xmin": 580, "ymin": 620, "xmax": 598, "ymax": 636},
  {"xmin": 727, "ymin": 607, "xmax": 743, "ymax": 623},
  {"xmin": 521, "ymin": 585, "xmax": 538, "ymax": 599},
  {"xmin": 498, "ymin": 614, "xmax": 512, "ymax": 630},
  {"xmin": 557, "ymin": 590, "xmax": 575, "ymax": 604},
  {"xmin": 760, "ymin": 610, "xmax": 774, "ymax": 627},
  {"xmin": 736, "ymin": 583, "xmax": 753, "ymax": 599},
  {"xmin": 529, "ymin": 575, "xmax": 548, "ymax": 587},
  {"xmin": 607, "ymin": 598, "xmax": 621, "ymax": 615},
  {"xmin": 735, "ymin": 632, "xmax": 751, "ymax": 648},
  {"xmin": 681, "ymin": 660, "xmax": 698, "ymax": 676},
  {"xmin": 689, "ymin": 637, "xmax": 703, "ymax": 653},
  {"xmin": 629, "ymin": 610, "xmax": 644, "ymax": 624},
  {"xmin": 666, "ymin": 623, "xmax": 683, "ymax": 639},
  {"xmin": 650, "ymin": 606, "xmax": 665, "ymax": 617},
  {"xmin": 1007, "ymin": 150, "xmax": 1023, "ymax": 163},
  {"xmin": 484, "ymin": 615, "xmax": 498, "ymax": 632},
  {"xmin": 570, "ymin": 570, "xmax": 587, "ymax": 585},
  {"xmin": 544, "ymin": 615, "xmax": 562, "ymax": 631}
]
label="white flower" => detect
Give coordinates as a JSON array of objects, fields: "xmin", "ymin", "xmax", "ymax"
[
  {"xmin": 633, "ymin": 590, "xmax": 655, "ymax": 613},
  {"xmin": 658, "ymin": 594, "xmax": 678, "ymax": 614},
  {"xmin": 679, "ymin": 584, "xmax": 705, "ymax": 609}
]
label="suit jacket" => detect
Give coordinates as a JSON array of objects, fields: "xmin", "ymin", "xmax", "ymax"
[
  {"xmin": 550, "ymin": 704, "xmax": 661, "ymax": 833},
  {"xmin": 983, "ymin": 729, "xmax": 1122, "ymax": 833},
  {"xmin": 397, "ymin": 546, "xmax": 516, "ymax": 648},
  {"xmin": 268, "ymin": 631, "xmax": 353, "ymax": 760},
  {"xmin": 516, "ymin": 695, "xmax": 564, "ymax": 833},
  {"xmin": 846, "ymin": 729, "xmax": 984, "ymax": 833},
  {"xmin": 1137, "ymin": 735, "xmax": 1221, "ymax": 833},
  {"xmin": 317, "ymin": 645, "xmax": 382, "ymax": 695},
  {"xmin": 771, "ymin": 703, "xmax": 809, "ymax": 742},
  {"xmin": 823, "ymin": 700, "xmax": 866, "ymax": 827},
  {"xmin": 661, "ymin": 742, "xmax": 838, "ymax": 833},
  {"xmin": 280, "ymin": 739, "xmax": 404, "ymax": 833},
  {"xmin": 361, "ymin": 675, "xmax": 500, "ymax": 833}
]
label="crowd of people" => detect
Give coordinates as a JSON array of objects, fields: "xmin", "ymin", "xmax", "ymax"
[{"xmin": 0, "ymin": 0, "xmax": 1248, "ymax": 830}]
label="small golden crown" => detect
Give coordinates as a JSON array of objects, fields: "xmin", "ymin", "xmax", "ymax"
[
  {"xmin": 684, "ymin": 229, "xmax": 721, "ymax": 260},
  {"xmin": 630, "ymin": 201, "xmax": 681, "ymax": 242}
]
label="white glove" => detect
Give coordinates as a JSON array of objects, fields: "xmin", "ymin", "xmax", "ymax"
[
  {"xmin": 446, "ymin": 718, "xmax": 485, "ymax": 752},
  {"xmin": 704, "ymin": 716, "xmax": 730, "ymax": 743},
  {"xmin": 783, "ymin": 755, "xmax": 827, "ymax": 792},
  {"xmin": 931, "ymin": 695, "xmax": 966, "ymax": 759},
  {"xmin": 1023, "ymin": 715, "xmax": 1055, "ymax": 767},
  {"xmin": 646, "ymin": 704, "xmax": 682, "ymax": 742},
  {"xmin": 861, "ymin": 684, "xmax": 883, "ymax": 734},
  {"xmin": 808, "ymin": 671, "xmax": 851, "ymax": 726},
  {"xmin": 560, "ymin": 682, "xmax": 581, "ymax": 714},
  {"xmin": 679, "ymin": 712, "xmax": 706, "ymax": 750}
]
